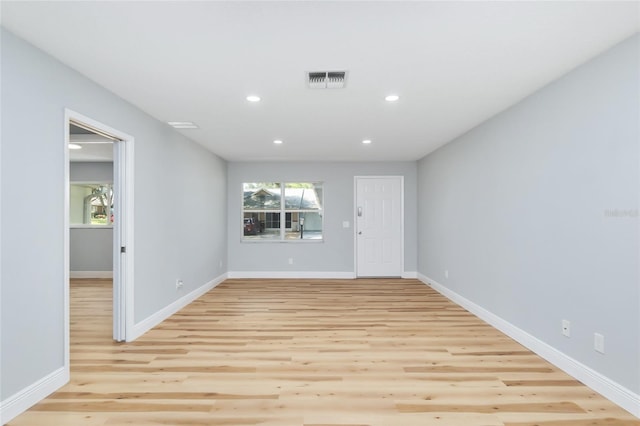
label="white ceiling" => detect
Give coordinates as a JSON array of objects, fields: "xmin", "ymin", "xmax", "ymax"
[
  {"xmin": 69, "ymin": 134, "xmax": 114, "ymax": 162},
  {"xmin": 2, "ymin": 1, "xmax": 638, "ymax": 162}
]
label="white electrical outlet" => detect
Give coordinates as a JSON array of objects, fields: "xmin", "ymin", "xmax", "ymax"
[
  {"xmin": 445, "ymin": 270, "xmax": 449, "ymax": 279},
  {"xmin": 176, "ymin": 279, "xmax": 183, "ymax": 290},
  {"xmin": 562, "ymin": 320, "xmax": 571, "ymax": 337},
  {"xmin": 343, "ymin": 221, "xmax": 350, "ymax": 228},
  {"xmin": 288, "ymin": 258, "xmax": 294, "ymax": 265},
  {"xmin": 594, "ymin": 333, "xmax": 605, "ymax": 354}
]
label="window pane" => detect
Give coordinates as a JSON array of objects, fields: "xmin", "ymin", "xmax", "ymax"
[
  {"xmin": 70, "ymin": 183, "xmax": 113, "ymax": 226},
  {"xmin": 243, "ymin": 212, "xmax": 280, "ymax": 240},
  {"xmin": 243, "ymin": 182, "xmax": 281, "ymax": 210},
  {"xmin": 243, "ymin": 182, "xmax": 281, "ymax": 240},
  {"xmin": 286, "ymin": 211, "xmax": 323, "ymax": 240},
  {"xmin": 284, "ymin": 182, "xmax": 323, "ymax": 240},
  {"xmin": 284, "ymin": 182, "xmax": 322, "ymax": 211}
]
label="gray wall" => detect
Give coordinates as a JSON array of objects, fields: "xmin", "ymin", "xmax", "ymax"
[
  {"xmin": 0, "ymin": 29, "xmax": 227, "ymax": 401},
  {"xmin": 228, "ymin": 161, "xmax": 417, "ymax": 274},
  {"xmin": 70, "ymin": 228, "xmax": 113, "ymax": 272},
  {"xmin": 417, "ymin": 35, "xmax": 639, "ymax": 392},
  {"xmin": 70, "ymin": 161, "xmax": 113, "ymax": 182},
  {"xmin": 70, "ymin": 162, "xmax": 114, "ymax": 272}
]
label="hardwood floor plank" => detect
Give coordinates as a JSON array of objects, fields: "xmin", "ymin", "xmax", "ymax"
[
  {"xmin": 504, "ymin": 418, "xmax": 640, "ymax": 426},
  {"xmin": 7, "ymin": 278, "xmax": 638, "ymax": 425},
  {"xmin": 29, "ymin": 401, "xmax": 214, "ymax": 412},
  {"xmin": 48, "ymin": 392, "xmax": 280, "ymax": 400},
  {"xmin": 396, "ymin": 401, "xmax": 585, "ymax": 414}
]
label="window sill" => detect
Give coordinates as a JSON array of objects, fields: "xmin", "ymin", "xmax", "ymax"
[{"xmin": 241, "ymin": 239, "xmax": 324, "ymax": 244}]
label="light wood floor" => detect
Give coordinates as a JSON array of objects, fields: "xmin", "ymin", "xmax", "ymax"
[{"xmin": 8, "ymin": 278, "xmax": 639, "ymax": 426}]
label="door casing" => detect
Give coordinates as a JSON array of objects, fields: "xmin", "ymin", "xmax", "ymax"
[{"xmin": 64, "ymin": 108, "xmax": 135, "ymax": 368}]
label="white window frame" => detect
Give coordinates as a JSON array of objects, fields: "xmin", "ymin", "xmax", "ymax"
[
  {"xmin": 69, "ymin": 180, "xmax": 114, "ymax": 229},
  {"xmin": 241, "ymin": 182, "xmax": 324, "ymax": 243}
]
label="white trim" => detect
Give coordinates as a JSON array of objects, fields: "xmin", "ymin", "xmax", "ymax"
[
  {"xmin": 0, "ymin": 367, "xmax": 68, "ymax": 425},
  {"xmin": 401, "ymin": 271, "xmax": 417, "ymax": 279},
  {"xmin": 63, "ymin": 113, "xmax": 72, "ymax": 396},
  {"xmin": 129, "ymin": 274, "xmax": 227, "ymax": 341},
  {"xmin": 227, "ymin": 271, "xmax": 356, "ymax": 279},
  {"xmin": 417, "ymin": 273, "xmax": 640, "ymax": 418},
  {"xmin": 399, "ymin": 177, "xmax": 405, "ymax": 277},
  {"xmin": 70, "ymin": 270, "xmax": 113, "ymax": 279},
  {"xmin": 123, "ymin": 135, "xmax": 135, "ymax": 342}
]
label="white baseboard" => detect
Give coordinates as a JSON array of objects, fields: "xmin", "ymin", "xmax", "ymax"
[
  {"xmin": 129, "ymin": 273, "xmax": 227, "ymax": 341},
  {"xmin": 417, "ymin": 273, "xmax": 640, "ymax": 418},
  {"xmin": 0, "ymin": 366, "xmax": 69, "ymax": 425},
  {"xmin": 70, "ymin": 270, "xmax": 113, "ymax": 279},
  {"xmin": 227, "ymin": 271, "xmax": 356, "ymax": 279},
  {"xmin": 402, "ymin": 271, "xmax": 417, "ymax": 279}
]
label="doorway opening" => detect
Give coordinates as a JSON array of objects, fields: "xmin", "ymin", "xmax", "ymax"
[{"xmin": 64, "ymin": 109, "xmax": 134, "ymax": 366}]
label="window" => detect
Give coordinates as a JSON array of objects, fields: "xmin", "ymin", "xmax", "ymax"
[
  {"xmin": 243, "ymin": 182, "xmax": 323, "ymax": 241},
  {"xmin": 70, "ymin": 183, "xmax": 114, "ymax": 226}
]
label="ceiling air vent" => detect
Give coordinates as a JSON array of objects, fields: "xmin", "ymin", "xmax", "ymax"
[{"xmin": 307, "ymin": 71, "xmax": 347, "ymax": 89}]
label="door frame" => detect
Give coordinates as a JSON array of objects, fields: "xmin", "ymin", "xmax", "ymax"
[
  {"xmin": 353, "ymin": 176, "xmax": 404, "ymax": 277},
  {"xmin": 64, "ymin": 108, "xmax": 135, "ymax": 365}
]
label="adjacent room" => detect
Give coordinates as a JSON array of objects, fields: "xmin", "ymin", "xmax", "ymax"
[{"xmin": 1, "ymin": 1, "xmax": 638, "ymax": 425}]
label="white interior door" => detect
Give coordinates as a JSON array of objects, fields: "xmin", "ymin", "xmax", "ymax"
[
  {"xmin": 355, "ymin": 176, "xmax": 403, "ymax": 277},
  {"xmin": 112, "ymin": 140, "xmax": 126, "ymax": 341}
]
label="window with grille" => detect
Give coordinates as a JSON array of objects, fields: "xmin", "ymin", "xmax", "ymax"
[{"xmin": 242, "ymin": 182, "xmax": 323, "ymax": 241}]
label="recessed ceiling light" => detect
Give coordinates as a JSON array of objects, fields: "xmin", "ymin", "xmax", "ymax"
[
  {"xmin": 362, "ymin": 139, "xmax": 372, "ymax": 145},
  {"xmin": 385, "ymin": 94, "xmax": 400, "ymax": 102},
  {"xmin": 68, "ymin": 143, "xmax": 82, "ymax": 150},
  {"xmin": 168, "ymin": 121, "xmax": 199, "ymax": 129},
  {"xmin": 246, "ymin": 95, "xmax": 261, "ymax": 102},
  {"xmin": 273, "ymin": 139, "xmax": 283, "ymax": 145}
]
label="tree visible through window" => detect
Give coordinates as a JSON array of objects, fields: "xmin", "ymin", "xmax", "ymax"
[
  {"xmin": 242, "ymin": 182, "xmax": 323, "ymax": 241},
  {"xmin": 70, "ymin": 183, "xmax": 114, "ymax": 226}
]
